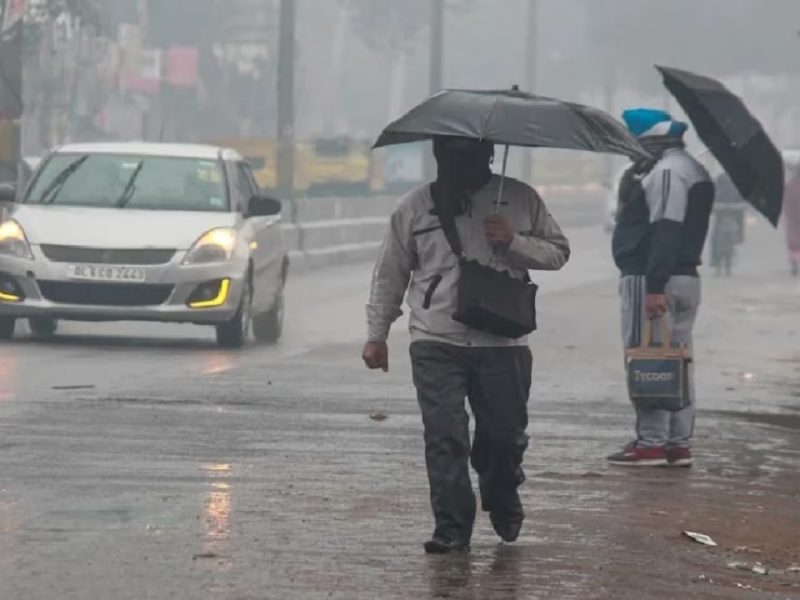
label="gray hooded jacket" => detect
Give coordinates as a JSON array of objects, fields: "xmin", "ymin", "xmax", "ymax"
[{"xmin": 367, "ymin": 175, "xmax": 570, "ymax": 347}]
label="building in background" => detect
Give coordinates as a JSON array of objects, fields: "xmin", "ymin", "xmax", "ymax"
[{"xmin": 12, "ymin": 0, "xmax": 800, "ymax": 192}]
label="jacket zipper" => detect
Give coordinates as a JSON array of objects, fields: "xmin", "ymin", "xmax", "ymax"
[{"xmin": 422, "ymin": 275, "xmax": 443, "ymax": 309}]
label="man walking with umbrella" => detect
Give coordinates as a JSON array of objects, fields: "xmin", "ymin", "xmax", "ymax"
[
  {"xmin": 363, "ymin": 136, "xmax": 570, "ymax": 552},
  {"xmin": 361, "ymin": 86, "xmax": 644, "ymax": 552},
  {"xmin": 608, "ymin": 108, "xmax": 714, "ymax": 467}
]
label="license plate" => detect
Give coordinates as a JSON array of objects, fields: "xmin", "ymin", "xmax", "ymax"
[{"xmin": 67, "ymin": 264, "xmax": 147, "ymax": 283}]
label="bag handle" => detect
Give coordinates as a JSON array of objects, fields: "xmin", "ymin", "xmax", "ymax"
[{"xmin": 642, "ymin": 318, "xmax": 672, "ymax": 349}]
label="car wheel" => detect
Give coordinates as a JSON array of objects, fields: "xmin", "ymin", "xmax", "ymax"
[
  {"xmin": 29, "ymin": 317, "xmax": 58, "ymax": 338},
  {"xmin": 0, "ymin": 317, "xmax": 15, "ymax": 340},
  {"xmin": 253, "ymin": 287, "xmax": 284, "ymax": 344},
  {"xmin": 215, "ymin": 278, "xmax": 252, "ymax": 349}
]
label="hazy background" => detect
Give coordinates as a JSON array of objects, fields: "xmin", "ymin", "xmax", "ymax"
[{"xmin": 7, "ymin": 0, "xmax": 800, "ymax": 186}]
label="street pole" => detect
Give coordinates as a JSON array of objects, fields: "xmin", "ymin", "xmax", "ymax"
[
  {"xmin": 429, "ymin": 0, "xmax": 444, "ymax": 96},
  {"xmin": 602, "ymin": 63, "xmax": 616, "ymax": 190},
  {"xmin": 277, "ymin": 0, "xmax": 296, "ymax": 197},
  {"xmin": 602, "ymin": 3, "xmax": 618, "ymax": 190},
  {"xmin": 426, "ymin": 0, "xmax": 444, "ymax": 181},
  {"xmin": 521, "ymin": 0, "xmax": 538, "ymax": 184},
  {"xmin": 137, "ymin": 0, "xmax": 150, "ymax": 140}
]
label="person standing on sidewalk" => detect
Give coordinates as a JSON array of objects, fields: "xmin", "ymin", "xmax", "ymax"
[
  {"xmin": 362, "ymin": 136, "xmax": 570, "ymax": 553},
  {"xmin": 608, "ymin": 109, "xmax": 714, "ymax": 468}
]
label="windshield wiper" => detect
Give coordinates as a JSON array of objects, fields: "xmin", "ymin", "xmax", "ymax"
[
  {"xmin": 115, "ymin": 160, "xmax": 145, "ymax": 208},
  {"xmin": 39, "ymin": 155, "xmax": 89, "ymax": 205}
]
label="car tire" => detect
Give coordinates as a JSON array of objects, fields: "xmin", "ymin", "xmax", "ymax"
[
  {"xmin": 253, "ymin": 288, "xmax": 284, "ymax": 344},
  {"xmin": 0, "ymin": 317, "xmax": 15, "ymax": 340},
  {"xmin": 29, "ymin": 317, "xmax": 58, "ymax": 338},
  {"xmin": 215, "ymin": 278, "xmax": 252, "ymax": 349}
]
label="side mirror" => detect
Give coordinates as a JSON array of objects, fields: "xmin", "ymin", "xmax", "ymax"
[
  {"xmin": 0, "ymin": 183, "xmax": 16, "ymax": 204},
  {"xmin": 248, "ymin": 195, "xmax": 282, "ymax": 217}
]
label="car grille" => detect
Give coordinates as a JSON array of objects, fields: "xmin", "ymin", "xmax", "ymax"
[
  {"xmin": 40, "ymin": 245, "xmax": 176, "ymax": 265},
  {"xmin": 37, "ymin": 281, "xmax": 174, "ymax": 306}
]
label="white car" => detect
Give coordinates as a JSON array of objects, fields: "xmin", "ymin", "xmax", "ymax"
[{"xmin": 0, "ymin": 142, "xmax": 287, "ymax": 347}]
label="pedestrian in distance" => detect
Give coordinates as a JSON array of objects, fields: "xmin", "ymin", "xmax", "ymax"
[
  {"xmin": 782, "ymin": 163, "xmax": 800, "ymax": 277},
  {"xmin": 362, "ymin": 136, "xmax": 570, "ymax": 553},
  {"xmin": 709, "ymin": 172, "xmax": 745, "ymax": 277},
  {"xmin": 608, "ymin": 109, "xmax": 715, "ymax": 468}
]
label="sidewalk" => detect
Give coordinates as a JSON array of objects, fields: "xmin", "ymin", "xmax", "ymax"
[
  {"xmin": 1, "ymin": 223, "xmax": 797, "ymax": 600},
  {"xmin": 143, "ymin": 222, "xmax": 798, "ymax": 600},
  {"xmin": 209, "ymin": 222, "xmax": 797, "ymax": 599},
  {"xmin": 347, "ymin": 223, "xmax": 800, "ymax": 599}
]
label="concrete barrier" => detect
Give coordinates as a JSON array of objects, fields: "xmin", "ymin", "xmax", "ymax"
[{"xmin": 285, "ymin": 188, "xmax": 606, "ymax": 272}]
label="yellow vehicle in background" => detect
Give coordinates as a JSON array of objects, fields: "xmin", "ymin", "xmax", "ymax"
[
  {"xmin": 210, "ymin": 137, "xmax": 279, "ymax": 190},
  {"xmin": 212, "ymin": 136, "xmax": 376, "ymax": 196}
]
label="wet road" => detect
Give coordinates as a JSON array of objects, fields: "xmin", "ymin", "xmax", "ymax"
[{"xmin": 1, "ymin": 223, "xmax": 798, "ymax": 599}]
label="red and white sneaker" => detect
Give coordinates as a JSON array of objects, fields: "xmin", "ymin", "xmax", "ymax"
[
  {"xmin": 666, "ymin": 446, "xmax": 693, "ymax": 468},
  {"xmin": 607, "ymin": 442, "xmax": 668, "ymax": 467}
]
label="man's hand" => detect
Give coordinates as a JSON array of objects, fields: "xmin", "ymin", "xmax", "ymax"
[
  {"xmin": 645, "ymin": 294, "xmax": 668, "ymax": 319},
  {"xmin": 484, "ymin": 215, "xmax": 515, "ymax": 248},
  {"xmin": 362, "ymin": 341, "xmax": 389, "ymax": 372}
]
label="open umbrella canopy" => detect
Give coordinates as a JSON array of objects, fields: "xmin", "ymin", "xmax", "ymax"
[
  {"xmin": 657, "ymin": 65, "xmax": 784, "ymax": 227},
  {"xmin": 373, "ymin": 88, "xmax": 649, "ymax": 161}
]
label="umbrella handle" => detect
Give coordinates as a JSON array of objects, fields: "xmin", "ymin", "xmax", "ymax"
[{"xmin": 496, "ymin": 144, "xmax": 510, "ymax": 214}]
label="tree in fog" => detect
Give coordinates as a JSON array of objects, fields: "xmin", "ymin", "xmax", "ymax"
[
  {"xmin": 577, "ymin": 0, "xmax": 800, "ymax": 96},
  {"xmin": 21, "ymin": 0, "xmax": 111, "ymax": 148},
  {"xmin": 346, "ymin": 0, "xmax": 476, "ymax": 121},
  {"xmin": 145, "ymin": 0, "xmax": 278, "ymax": 139},
  {"xmin": 22, "ymin": 0, "xmax": 107, "ymax": 57},
  {"xmin": 347, "ymin": 0, "xmax": 431, "ymax": 56},
  {"xmin": 346, "ymin": 0, "xmax": 430, "ymax": 120}
]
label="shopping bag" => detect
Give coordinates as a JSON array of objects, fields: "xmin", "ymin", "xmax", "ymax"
[{"xmin": 626, "ymin": 319, "xmax": 690, "ymax": 411}]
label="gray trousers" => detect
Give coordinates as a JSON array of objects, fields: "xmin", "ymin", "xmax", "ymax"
[
  {"xmin": 410, "ymin": 341, "xmax": 532, "ymax": 543},
  {"xmin": 620, "ymin": 275, "xmax": 700, "ymax": 448}
]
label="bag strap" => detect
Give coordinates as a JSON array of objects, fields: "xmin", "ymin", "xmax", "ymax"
[{"xmin": 430, "ymin": 183, "xmax": 466, "ymax": 261}]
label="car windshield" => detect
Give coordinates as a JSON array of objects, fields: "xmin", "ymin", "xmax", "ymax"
[{"xmin": 25, "ymin": 153, "xmax": 229, "ymax": 212}]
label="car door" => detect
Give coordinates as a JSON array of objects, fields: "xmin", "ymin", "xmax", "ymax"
[{"xmin": 235, "ymin": 162, "xmax": 283, "ymax": 314}]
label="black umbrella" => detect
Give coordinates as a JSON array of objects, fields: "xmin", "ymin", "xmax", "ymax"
[
  {"xmin": 657, "ymin": 65, "xmax": 783, "ymax": 227},
  {"xmin": 374, "ymin": 87, "xmax": 648, "ymax": 210},
  {"xmin": 374, "ymin": 88, "xmax": 648, "ymax": 160}
]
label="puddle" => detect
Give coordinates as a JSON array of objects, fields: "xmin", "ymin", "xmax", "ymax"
[{"xmin": 48, "ymin": 507, "xmax": 139, "ymax": 524}]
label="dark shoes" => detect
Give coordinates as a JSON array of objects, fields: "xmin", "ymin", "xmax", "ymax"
[
  {"xmin": 425, "ymin": 482, "xmax": 525, "ymax": 552},
  {"xmin": 490, "ymin": 515, "xmax": 523, "ymax": 543},
  {"xmin": 480, "ymin": 479, "xmax": 525, "ymax": 543},
  {"xmin": 424, "ymin": 537, "xmax": 471, "ymax": 554},
  {"xmin": 424, "ymin": 516, "xmax": 522, "ymax": 552}
]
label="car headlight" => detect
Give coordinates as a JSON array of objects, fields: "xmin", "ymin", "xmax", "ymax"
[
  {"xmin": 183, "ymin": 228, "xmax": 238, "ymax": 265},
  {"xmin": 0, "ymin": 220, "xmax": 34, "ymax": 260}
]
